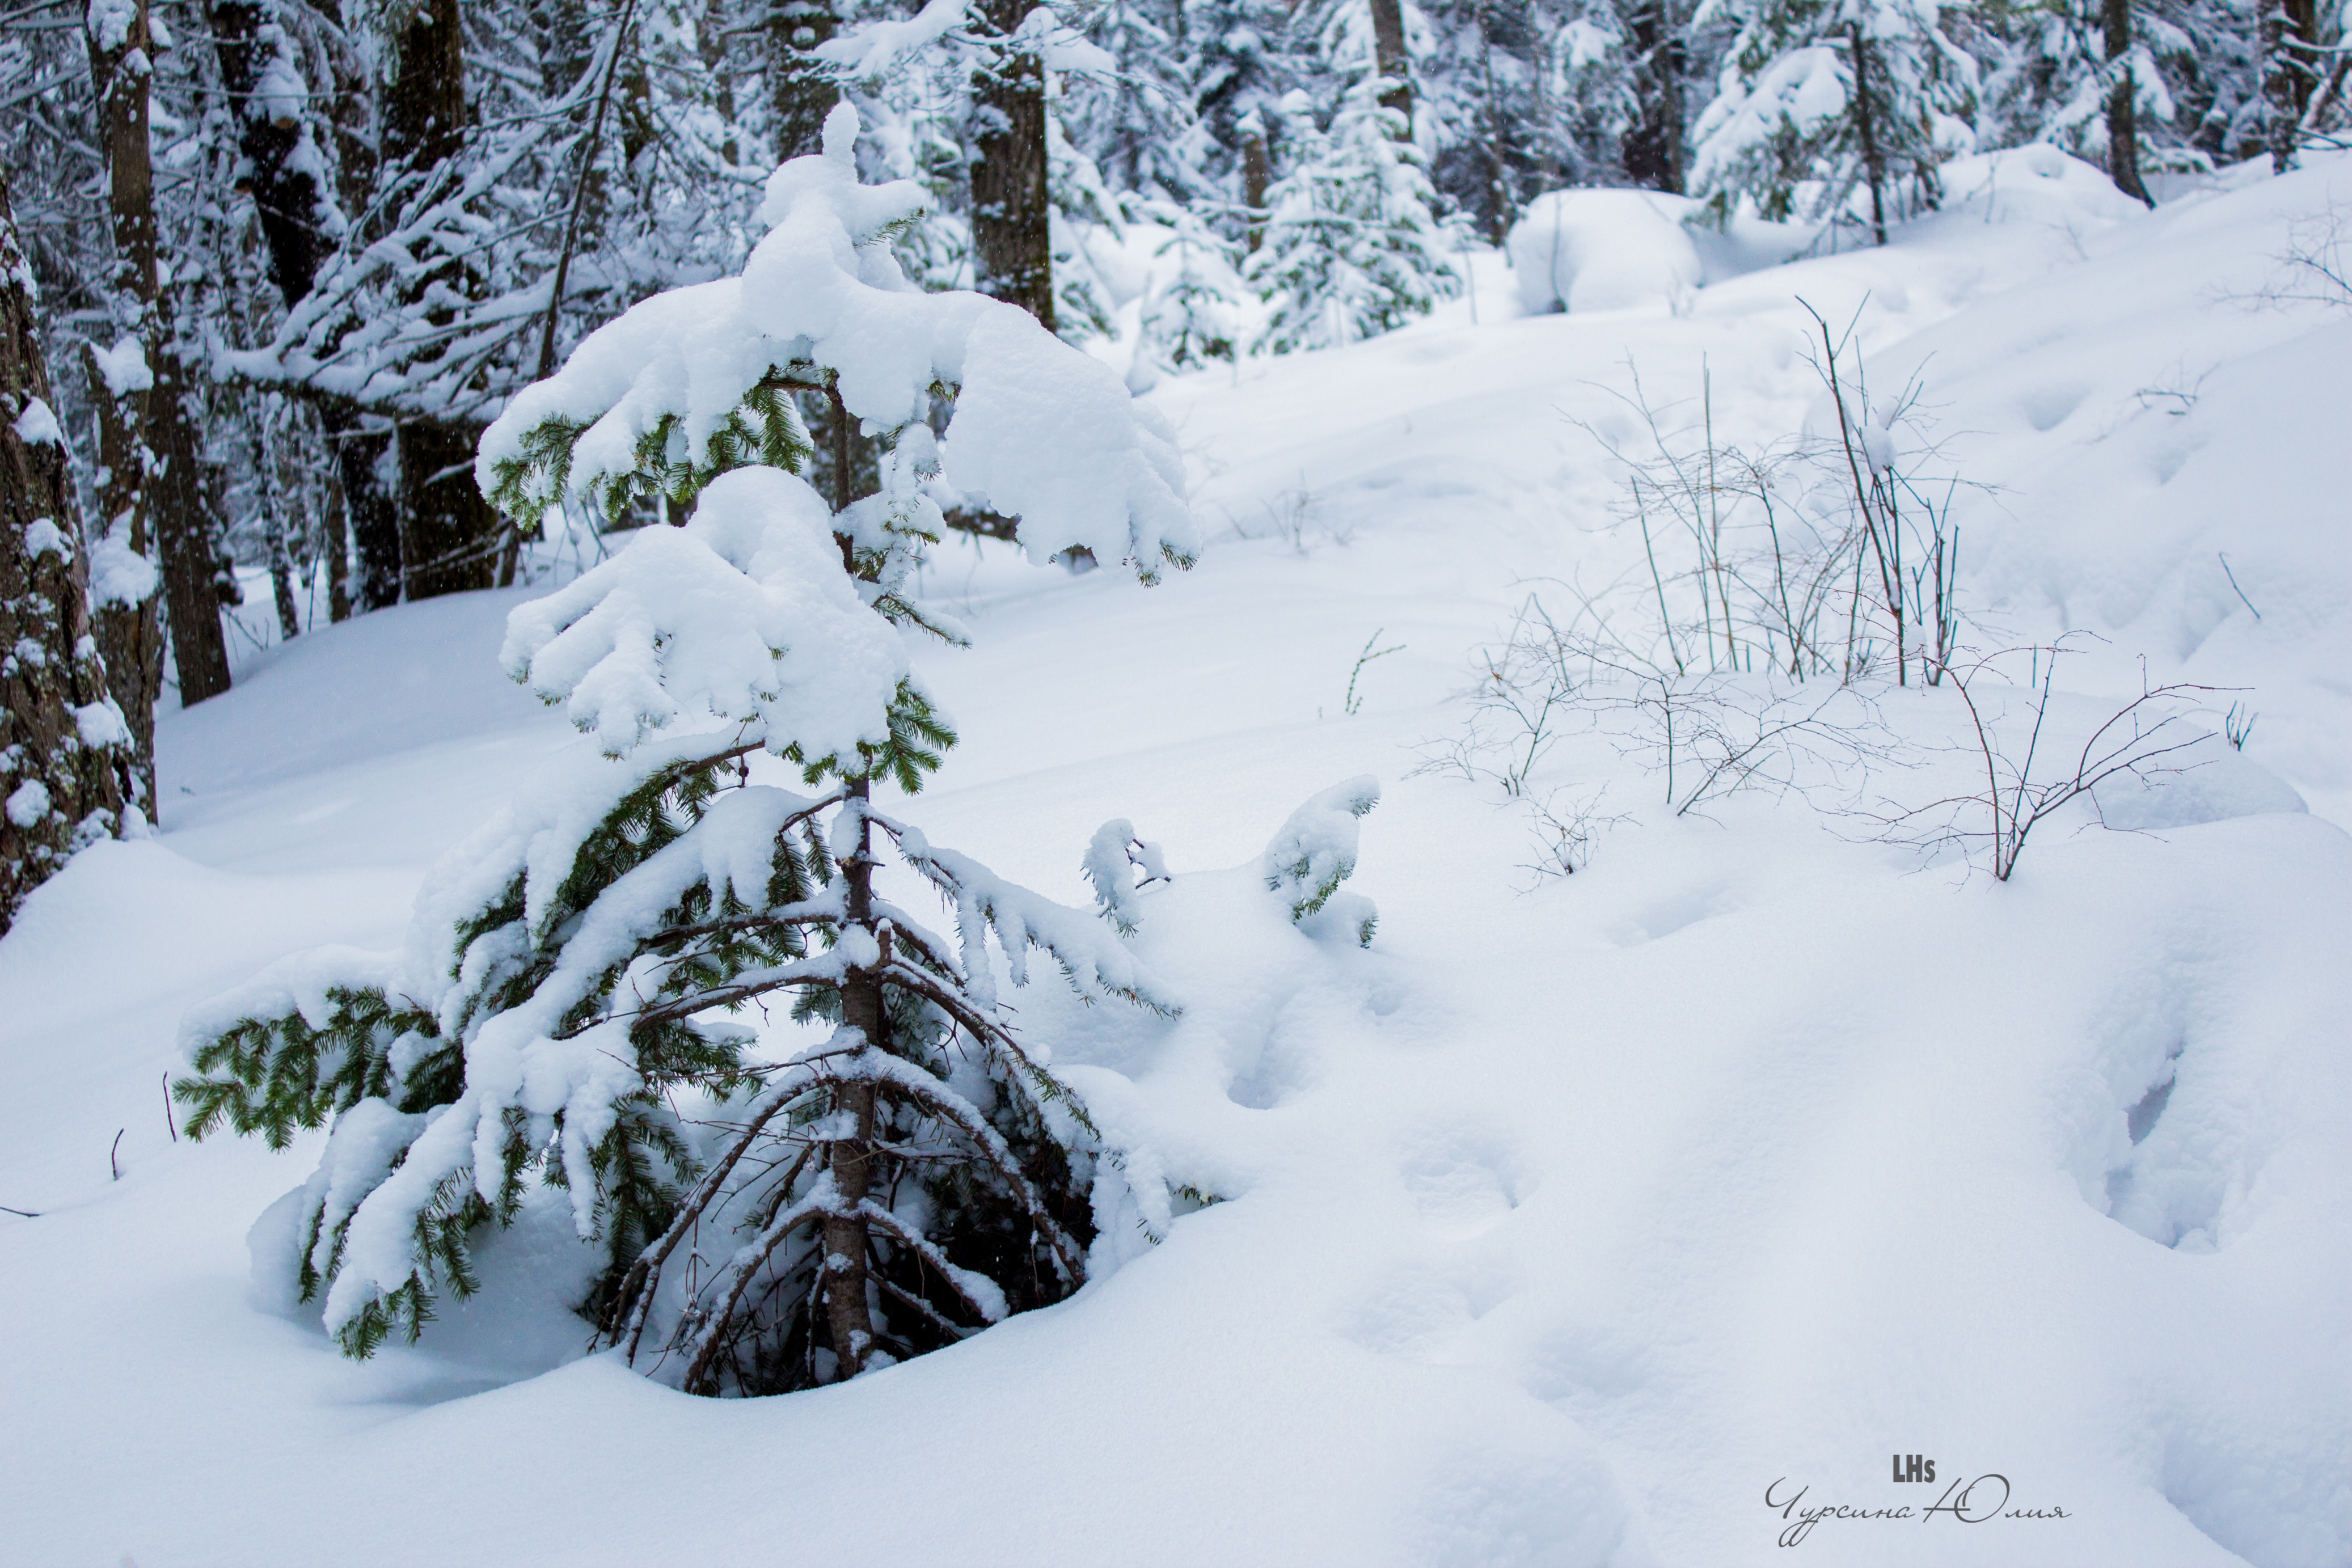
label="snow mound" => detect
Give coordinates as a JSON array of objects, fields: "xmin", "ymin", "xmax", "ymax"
[
  {"xmin": 1506, "ymin": 189, "xmax": 1816, "ymax": 315},
  {"xmin": 1508, "ymin": 191, "xmax": 1704, "ymax": 315},
  {"xmin": 1927, "ymin": 144, "xmax": 2153, "ymax": 232},
  {"xmin": 2092, "ymin": 739, "xmax": 2308, "ymax": 831}
]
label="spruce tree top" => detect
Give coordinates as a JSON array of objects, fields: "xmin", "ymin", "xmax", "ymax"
[{"xmin": 480, "ymin": 103, "xmax": 1197, "ymax": 585}]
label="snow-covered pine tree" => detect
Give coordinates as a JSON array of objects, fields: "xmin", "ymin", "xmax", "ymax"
[
  {"xmin": 1135, "ymin": 199, "xmax": 1251, "ymax": 374},
  {"xmin": 1073, "ymin": 0, "xmax": 1213, "ymax": 204},
  {"xmin": 823, "ymin": 0, "xmax": 1176, "ymax": 361},
  {"xmin": 1417, "ymin": 0, "xmax": 1577, "ymax": 236},
  {"xmin": 174, "ymin": 105, "xmax": 1197, "ymax": 1393},
  {"xmin": 1192, "ymin": 0, "xmax": 1307, "ymax": 244},
  {"xmin": 1690, "ymin": 0, "xmax": 1978, "ymax": 240},
  {"xmin": 2, "ymin": 174, "xmax": 137, "ymax": 934},
  {"xmin": 1969, "ymin": 0, "xmax": 2277, "ymax": 192},
  {"xmin": 1247, "ymin": 9, "xmax": 1462, "ymax": 354}
]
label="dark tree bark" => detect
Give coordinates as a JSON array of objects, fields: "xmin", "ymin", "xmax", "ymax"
[
  {"xmin": 821, "ymin": 780, "xmax": 884, "ymax": 1380},
  {"xmin": 700, "ymin": 0, "xmax": 741, "ymax": 166},
  {"xmin": 1368, "ymin": 0, "xmax": 1412, "ymax": 131},
  {"xmin": 769, "ymin": 0, "xmax": 842, "ymax": 160},
  {"xmin": 2102, "ymin": 0, "xmax": 2155, "ymax": 206},
  {"xmin": 1240, "ymin": 119, "xmax": 1270, "ymax": 252},
  {"xmin": 2264, "ymin": 0, "xmax": 2320, "ymax": 172},
  {"xmin": 396, "ymin": 419, "xmax": 499, "ymax": 599},
  {"xmin": 91, "ymin": 0, "xmax": 231, "ymax": 723},
  {"xmin": 383, "ymin": 0, "xmax": 498, "ymax": 600},
  {"xmin": 208, "ymin": 2, "xmax": 330, "ymax": 310},
  {"xmin": 1622, "ymin": 0, "xmax": 1686, "ymax": 193},
  {"xmin": 211, "ymin": 0, "xmax": 385, "ymax": 615},
  {"xmin": 3, "ymin": 176, "xmax": 133, "ymax": 932},
  {"xmin": 79, "ymin": 344, "xmax": 162, "ymax": 797},
  {"xmin": 1847, "ymin": 24, "xmax": 1890, "ymax": 246},
  {"xmin": 970, "ymin": 0, "xmax": 1054, "ymax": 328}
]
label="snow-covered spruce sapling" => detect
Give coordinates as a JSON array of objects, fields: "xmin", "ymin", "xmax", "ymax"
[
  {"xmin": 1263, "ymin": 776, "xmax": 1382, "ymax": 946},
  {"xmin": 174, "ymin": 105, "xmax": 1198, "ymax": 1394}
]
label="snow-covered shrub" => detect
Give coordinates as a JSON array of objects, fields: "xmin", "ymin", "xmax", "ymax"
[
  {"xmin": 1262, "ymin": 776, "xmax": 1380, "ymax": 946},
  {"xmin": 176, "ymin": 106, "xmax": 1198, "ymax": 1394}
]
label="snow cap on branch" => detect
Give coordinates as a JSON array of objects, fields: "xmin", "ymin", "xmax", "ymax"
[
  {"xmin": 501, "ymin": 466, "xmax": 906, "ymax": 761},
  {"xmin": 479, "ymin": 104, "xmax": 1196, "ymax": 580},
  {"xmin": 1263, "ymin": 777, "xmax": 1380, "ymax": 946}
]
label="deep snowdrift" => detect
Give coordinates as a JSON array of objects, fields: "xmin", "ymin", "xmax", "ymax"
[{"xmin": 3, "ymin": 154, "xmax": 2346, "ymax": 1568}]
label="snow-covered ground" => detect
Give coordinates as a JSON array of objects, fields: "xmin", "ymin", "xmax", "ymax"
[{"xmin": 5, "ymin": 151, "xmax": 2347, "ymax": 1567}]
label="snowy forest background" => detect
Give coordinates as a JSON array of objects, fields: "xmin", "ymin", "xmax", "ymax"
[
  {"xmin": 0, "ymin": 0, "xmax": 2345, "ymax": 759},
  {"xmin": 3, "ymin": 0, "xmax": 2350, "ymax": 1563}
]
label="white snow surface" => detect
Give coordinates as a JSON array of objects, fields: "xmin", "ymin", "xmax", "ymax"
[
  {"xmin": 4, "ymin": 156, "xmax": 2349, "ymax": 1567},
  {"xmin": 88, "ymin": 335, "xmax": 154, "ymax": 397},
  {"xmin": 10, "ymin": 393, "xmax": 62, "ymax": 446}
]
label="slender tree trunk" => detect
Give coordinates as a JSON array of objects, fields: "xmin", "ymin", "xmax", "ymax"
[
  {"xmin": 321, "ymin": 454, "xmax": 352, "ymax": 622},
  {"xmin": 92, "ymin": 0, "xmax": 231, "ymax": 730},
  {"xmin": 78, "ymin": 345, "xmax": 162, "ymax": 806},
  {"xmin": 383, "ymin": 0, "xmax": 498, "ymax": 600},
  {"xmin": 257, "ymin": 416, "xmax": 302, "ymax": 640},
  {"xmin": 1240, "ymin": 117, "xmax": 1270, "ymax": 252},
  {"xmin": 1367, "ymin": 0, "xmax": 1412, "ymax": 133},
  {"xmin": 396, "ymin": 419, "xmax": 499, "ymax": 599},
  {"xmin": 3, "ymin": 176, "xmax": 132, "ymax": 931},
  {"xmin": 824, "ymin": 779, "xmax": 883, "ymax": 1380},
  {"xmin": 2102, "ymin": 0, "xmax": 2155, "ymax": 206},
  {"xmin": 769, "ymin": 0, "xmax": 842, "ymax": 160},
  {"xmin": 2265, "ymin": 0, "xmax": 2319, "ymax": 172},
  {"xmin": 824, "ymin": 383, "xmax": 869, "ymax": 518},
  {"xmin": 970, "ymin": 0, "xmax": 1054, "ymax": 327},
  {"xmin": 1623, "ymin": 0, "xmax": 1686, "ymax": 192},
  {"xmin": 1848, "ymin": 24, "xmax": 1890, "ymax": 245},
  {"xmin": 698, "ymin": 0, "xmax": 740, "ymax": 164},
  {"xmin": 323, "ymin": 413, "xmax": 400, "ymax": 609}
]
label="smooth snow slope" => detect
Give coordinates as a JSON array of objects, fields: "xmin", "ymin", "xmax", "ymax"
[{"xmin": 2, "ymin": 151, "xmax": 2346, "ymax": 1568}]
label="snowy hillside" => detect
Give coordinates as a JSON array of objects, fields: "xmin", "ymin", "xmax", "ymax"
[{"xmin": 3, "ymin": 151, "xmax": 2347, "ymax": 1568}]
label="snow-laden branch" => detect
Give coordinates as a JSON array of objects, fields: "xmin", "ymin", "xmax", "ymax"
[{"xmin": 478, "ymin": 104, "xmax": 1196, "ymax": 580}]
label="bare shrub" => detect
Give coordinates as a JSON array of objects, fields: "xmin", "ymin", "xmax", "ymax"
[
  {"xmin": 1871, "ymin": 637, "xmax": 2227, "ymax": 881},
  {"xmin": 1419, "ymin": 591, "xmax": 1897, "ymax": 821}
]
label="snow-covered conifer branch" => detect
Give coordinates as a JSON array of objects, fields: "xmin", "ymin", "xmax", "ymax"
[
  {"xmin": 1262, "ymin": 777, "xmax": 1381, "ymax": 946},
  {"xmin": 885, "ymin": 815, "xmax": 1182, "ymax": 1016},
  {"xmin": 478, "ymin": 103, "xmax": 1197, "ymax": 581},
  {"xmin": 1084, "ymin": 818, "xmax": 1171, "ymax": 935}
]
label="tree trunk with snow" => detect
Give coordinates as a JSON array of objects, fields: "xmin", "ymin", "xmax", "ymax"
[
  {"xmin": 1847, "ymin": 24, "xmax": 1890, "ymax": 245},
  {"xmin": 2102, "ymin": 0, "xmax": 2155, "ymax": 206},
  {"xmin": 210, "ymin": 0, "xmax": 379, "ymax": 616},
  {"xmin": 1241, "ymin": 117, "xmax": 1270, "ymax": 252},
  {"xmin": 91, "ymin": 0, "xmax": 230, "ymax": 718},
  {"xmin": 2, "ymin": 176, "xmax": 134, "ymax": 935},
  {"xmin": 2264, "ymin": 0, "xmax": 2320, "ymax": 172},
  {"xmin": 79, "ymin": 344, "xmax": 161, "ymax": 800},
  {"xmin": 385, "ymin": 0, "xmax": 499, "ymax": 600},
  {"xmin": 770, "ymin": 0, "xmax": 843, "ymax": 160},
  {"xmin": 1622, "ymin": 0, "xmax": 1686, "ymax": 193},
  {"xmin": 971, "ymin": 0, "xmax": 1055, "ymax": 328},
  {"xmin": 1369, "ymin": 0, "xmax": 1413, "ymax": 133}
]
